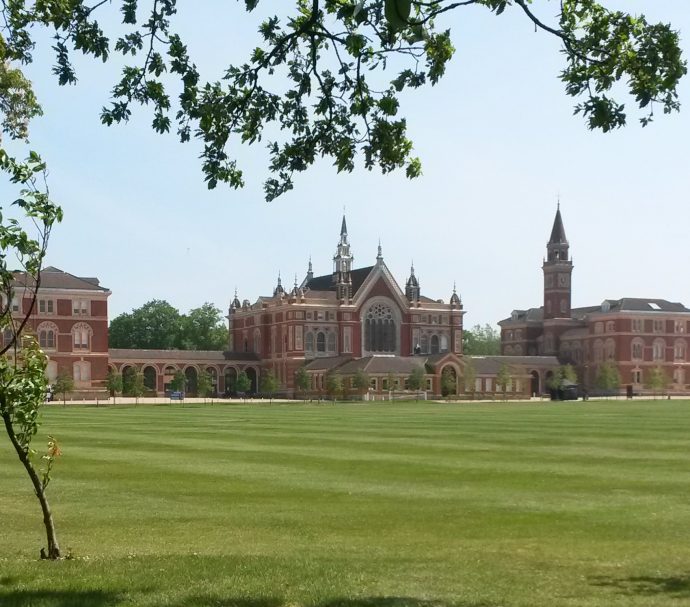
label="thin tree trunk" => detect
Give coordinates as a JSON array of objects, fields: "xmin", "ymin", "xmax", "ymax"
[{"xmin": 2, "ymin": 413, "xmax": 61, "ymax": 559}]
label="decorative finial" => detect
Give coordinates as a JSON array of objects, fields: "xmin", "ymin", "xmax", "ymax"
[
  {"xmin": 377, "ymin": 238, "xmax": 383, "ymax": 261},
  {"xmin": 557, "ymin": 192, "xmax": 560, "ymax": 210},
  {"xmin": 277, "ymin": 271, "xmax": 282, "ymax": 286},
  {"xmin": 453, "ymin": 281, "xmax": 457, "ymax": 293},
  {"xmin": 308, "ymin": 255, "xmax": 312, "ymax": 272},
  {"xmin": 294, "ymin": 274, "xmax": 298, "ymax": 289}
]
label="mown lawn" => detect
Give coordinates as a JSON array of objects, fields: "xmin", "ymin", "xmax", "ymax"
[{"xmin": 2, "ymin": 400, "xmax": 690, "ymax": 607}]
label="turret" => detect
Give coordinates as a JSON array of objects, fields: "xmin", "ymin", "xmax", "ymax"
[
  {"xmin": 333, "ymin": 214, "xmax": 353, "ymax": 302},
  {"xmin": 405, "ymin": 262, "xmax": 420, "ymax": 302}
]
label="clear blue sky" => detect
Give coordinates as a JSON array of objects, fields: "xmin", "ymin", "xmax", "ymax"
[{"xmin": 4, "ymin": 1, "xmax": 690, "ymax": 329}]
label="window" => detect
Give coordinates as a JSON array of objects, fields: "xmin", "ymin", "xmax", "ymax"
[
  {"xmin": 594, "ymin": 322, "xmax": 604, "ymax": 334},
  {"xmin": 605, "ymin": 339, "xmax": 615, "ymax": 361},
  {"xmin": 38, "ymin": 299, "xmax": 54, "ymax": 314},
  {"xmin": 593, "ymin": 339, "xmax": 604, "ymax": 363},
  {"xmin": 420, "ymin": 334, "xmax": 428, "ymax": 354},
  {"xmin": 673, "ymin": 369, "xmax": 685, "ymax": 385},
  {"xmin": 305, "ymin": 332, "xmax": 314, "ymax": 352},
  {"xmin": 38, "ymin": 322, "xmax": 58, "ymax": 350},
  {"xmin": 674, "ymin": 340, "xmax": 686, "ymax": 361},
  {"xmin": 72, "ymin": 323, "xmax": 92, "ymax": 351},
  {"xmin": 632, "ymin": 318, "xmax": 644, "ymax": 332},
  {"xmin": 327, "ymin": 332, "xmax": 336, "ymax": 352},
  {"xmin": 652, "ymin": 339, "xmax": 665, "ymax": 362},
  {"xmin": 475, "ymin": 377, "xmax": 482, "ymax": 392},
  {"xmin": 426, "ymin": 379, "xmax": 432, "ymax": 391},
  {"xmin": 316, "ymin": 332, "xmax": 326, "ymax": 352},
  {"xmin": 369, "ymin": 378, "xmax": 377, "ymax": 390},
  {"xmin": 675, "ymin": 321, "xmax": 685, "ymax": 334},
  {"xmin": 295, "ymin": 325, "xmax": 303, "ymax": 350},
  {"xmin": 343, "ymin": 326, "xmax": 351, "ymax": 353},
  {"xmin": 73, "ymin": 299, "xmax": 89, "ymax": 316},
  {"xmin": 632, "ymin": 370, "xmax": 642, "ymax": 384},
  {"xmin": 73, "ymin": 360, "xmax": 91, "ymax": 382},
  {"xmin": 288, "ymin": 326, "xmax": 294, "ymax": 350},
  {"xmin": 363, "ymin": 301, "xmax": 397, "ymax": 353},
  {"xmin": 253, "ymin": 329, "xmax": 261, "ymax": 354},
  {"xmin": 440, "ymin": 335, "xmax": 448, "ymax": 353},
  {"xmin": 11, "ymin": 296, "xmax": 20, "ymax": 313},
  {"xmin": 430, "ymin": 335, "xmax": 439, "ymax": 354},
  {"xmin": 606, "ymin": 321, "xmax": 615, "ymax": 333},
  {"xmin": 631, "ymin": 340, "xmax": 644, "ymax": 361},
  {"xmin": 653, "ymin": 319, "xmax": 664, "ymax": 333}
]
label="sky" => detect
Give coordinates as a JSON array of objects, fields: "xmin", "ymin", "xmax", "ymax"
[{"xmin": 3, "ymin": 1, "xmax": 690, "ymax": 329}]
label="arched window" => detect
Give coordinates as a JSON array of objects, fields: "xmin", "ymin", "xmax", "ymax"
[
  {"xmin": 420, "ymin": 334, "xmax": 429, "ymax": 354},
  {"xmin": 515, "ymin": 344, "xmax": 523, "ymax": 355},
  {"xmin": 593, "ymin": 339, "xmax": 604, "ymax": 363},
  {"xmin": 72, "ymin": 322, "xmax": 92, "ymax": 351},
  {"xmin": 631, "ymin": 339, "xmax": 644, "ymax": 361},
  {"xmin": 73, "ymin": 360, "xmax": 91, "ymax": 383},
  {"xmin": 305, "ymin": 332, "xmax": 314, "ymax": 352},
  {"xmin": 363, "ymin": 301, "xmax": 397, "ymax": 353},
  {"xmin": 327, "ymin": 332, "xmax": 336, "ymax": 352},
  {"xmin": 653, "ymin": 339, "xmax": 665, "ymax": 362},
  {"xmin": 430, "ymin": 335, "xmax": 439, "ymax": 354},
  {"xmin": 37, "ymin": 322, "xmax": 58, "ymax": 350},
  {"xmin": 440, "ymin": 335, "xmax": 448, "ymax": 353},
  {"xmin": 674, "ymin": 339, "xmax": 686, "ymax": 361},
  {"xmin": 605, "ymin": 338, "xmax": 615, "ymax": 361},
  {"xmin": 316, "ymin": 332, "xmax": 326, "ymax": 352}
]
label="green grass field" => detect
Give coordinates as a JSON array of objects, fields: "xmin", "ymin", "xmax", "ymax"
[{"xmin": 2, "ymin": 400, "xmax": 690, "ymax": 607}]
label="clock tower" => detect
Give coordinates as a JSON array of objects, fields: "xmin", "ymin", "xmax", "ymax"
[{"xmin": 543, "ymin": 204, "xmax": 573, "ymax": 320}]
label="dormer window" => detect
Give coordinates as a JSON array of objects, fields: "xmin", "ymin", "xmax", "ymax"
[{"xmin": 601, "ymin": 301, "xmax": 611, "ymax": 313}]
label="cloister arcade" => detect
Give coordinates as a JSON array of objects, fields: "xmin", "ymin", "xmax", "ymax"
[{"xmin": 109, "ymin": 353, "xmax": 260, "ymax": 396}]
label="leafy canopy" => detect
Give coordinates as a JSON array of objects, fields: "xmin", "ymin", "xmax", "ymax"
[{"xmin": 0, "ymin": 0, "xmax": 684, "ymax": 201}]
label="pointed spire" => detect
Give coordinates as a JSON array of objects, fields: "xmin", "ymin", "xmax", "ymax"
[
  {"xmin": 377, "ymin": 238, "xmax": 383, "ymax": 262},
  {"xmin": 273, "ymin": 271, "xmax": 285, "ymax": 297},
  {"xmin": 340, "ymin": 214, "xmax": 347, "ymax": 236},
  {"xmin": 231, "ymin": 287, "xmax": 241, "ymax": 310},
  {"xmin": 549, "ymin": 205, "xmax": 568, "ymax": 244},
  {"xmin": 308, "ymin": 255, "xmax": 313, "ymax": 273},
  {"xmin": 450, "ymin": 281, "xmax": 461, "ymax": 306}
]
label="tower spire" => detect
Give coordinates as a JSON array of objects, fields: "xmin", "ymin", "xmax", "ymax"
[
  {"xmin": 333, "ymin": 215, "xmax": 353, "ymax": 301},
  {"xmin": 376, "ymin": 238, "xmax": 383, "ymax": 262}
]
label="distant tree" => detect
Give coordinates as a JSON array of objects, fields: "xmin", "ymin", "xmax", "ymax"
[
  {"xmin": 408, "ymin": 367, "xmax": 425, "ymax": 398},
  {"xmin": 130, "ymin": 371, "xmax": 146, "ymax": 405},
  {"xmin": 235, "ymin": 371, "xmax": 252, "ymax": 397},
  {"xmin": 596, "ymin": 362, "xmax": 621, "ymax": 397},
  {"xmin": 463, "ymin": 324, "xmax": 501, "ymax": 355},
  {"xmin": 352, "ymin": 369, "xmax": 370, "ymax": 399},
  {"xmin": 496, "ymin": 364, "xmax": 512, "ymax": 400},
  {"xmin": 197, "ymin": 370, "xmax": 214, "ymax": 403},
  {"xmin": 180, "ymin": 303, "xmax": 229, "ymax": 350},
  {"xmin": 386, "ymin": 372, "xmax": 396, "ymax": 393},
  {"xmin": 109, "ymin": 300, "xmax": 182, "ymax": 349},
  {"xmin": 441, "ymin": 367, "xmax": 457, "ymax": 398},
  {"xmin": 462, "ymin": 359, "xmax": 477, "ymax": 399},
  {"xmin": 53, "ymin": 371, "xmax": 74, "ymax": 405},
  {"xmin": 325, "ymin": 373, "xmax": 343, "ymax": 402},
  {"xmin": 294, "ymin": 367, "xmax": 310, "ymax": 400},
  {"xmin": 259, "ymin": 370, "xmax": 279, "ymax": 403},
  {"xmin": 106, "ymin": 371, "xmax": 123, "ymax": 404},
  {"xmin": 170, "ymin": 370, "xmax": 186, "ymax": 393},
  {"xmin": 646, "ymin": 366, "xmax": 669, "ymax": 399},
  {"xmin": 547, "ymin": 365, "xmax": 578, "ymax": 392}
]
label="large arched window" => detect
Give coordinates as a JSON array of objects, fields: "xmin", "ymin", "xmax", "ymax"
[
  {"xmin": 653, "ymin": 338, "xmax": 666, "ymax": 362},
  {"xmin": 631, "ymin": 338, "xmax": 644, "ymax": 361},
  {"xmin": 362, "ymin": 299, "xmax": 399, "ymax": 354},
  {"xmin": 674, "ymin": 339, "xmax": 686, "ymax": 361},
  {"xmin": 316, "ymin": 332, "xmax": 326, "ymax": 352},
  {"xmin": 37, "ymin": 321, "xmax": 58, "ymax": 350},
  {"xmin": 72, "ymin": 322, "xmax": 92, "ymax": 351},
  {"xmin": 73, "ymin": 360, "xmax": 91, "ymax": 383}
]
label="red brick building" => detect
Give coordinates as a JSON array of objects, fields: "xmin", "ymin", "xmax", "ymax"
[
  {"xmin": 227, "ymin": 217, "xmax": 554, "ymax": 398},
  {"xmin": 499, "ymin": 208, "xmax": 690, "ymax": 394},
  {"xmin": 9, "ymin": 266, "xmax": 111, "ymax": 397}
]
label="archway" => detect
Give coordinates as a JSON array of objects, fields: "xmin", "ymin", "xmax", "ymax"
[
  {"xmin": 143, "ymin": 365, "xmax": 157, "ymax": 392},
  {"xmin": 245, "ymin": 367, "xmax": 258, "ymax": 394},
  {"xmin": 163, "ymin": 365, "xmax": 178, "ymax": 392},
  {"xmin": 530, "ymin": 370, "xmax": 540, "ymax": 396},
  {"xmin": 206, "ymin": 366, "xmax": 218, "ymax": 395},
  {"xmin": 224, "ymin": 367, "xmax": 237, "ymax": 395},
  {"xmin": 122, "ymin": 365, "xmax": 136, "ymax": 396},
  {"xmin": 440, "ymin": 365, "xmax": 457, "ymax": 397},
  {"xmin": 185, "ymin": 366, "xmax": 198, "ymax": 396}
]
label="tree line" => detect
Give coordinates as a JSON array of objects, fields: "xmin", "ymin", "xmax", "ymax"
[{"xmin": 109, "ymin": 300, "xmax": 228, "ymax": 351}]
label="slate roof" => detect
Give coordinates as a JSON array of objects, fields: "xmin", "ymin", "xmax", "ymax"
[
  {"xmin": 602, "ymin": 298, "xmax": 690, "ymax": 313},
  {"xmin": 468, "ymin": 355, "xmax": 560, "ymax": 374},
  {"xmin": 338, "ymin": 356, "xmax": 426, "ymax": 375},
  {"xmin": 13, "ymin": 266, "xmax": 109, "ymax": 292},
  {"xmin": 500, "ymin": 307, "xmax": 544, "ymax": 323},
  {"xmin": 304, "ymin": 266, "xmax": 374, "ymax": 294},
  {"xmin": 549, "ymin": 208, "xmax": 568, "ymax": 244}
]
